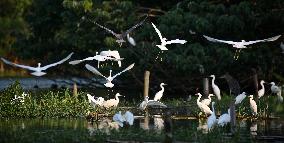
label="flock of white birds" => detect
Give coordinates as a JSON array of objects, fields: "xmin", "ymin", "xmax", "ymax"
[{"xmin": 1, "ymin": 15, "xmax": 283, "ymax": 129}]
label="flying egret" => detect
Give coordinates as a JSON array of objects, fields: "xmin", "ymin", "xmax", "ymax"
[
  {"xmin": 1, "ymin": 52, "xmax": 73, "ymax": 76},
  {"xmin": 69, "ymin": 52, "xmax": 122, "ymax": 68},
  {"xmin": 207, "ymin": 101, "xmax": 217, "ymax": 130},
  {"xmin": 100, "ymin": 50, "xmax": 123, "ymax": 67},
  {"xmin": 151, "ymin": 22, "xmax": 187, "ymax": 51},
  {"xmin": 258, "ymin": 80, "xmax": 265, "ymax": 99},
  {"xmin": 203, "ymin": 35, "xmax": 281, "ymax": 59},
  {"xmin": 217, "ymin": 109, "xmax": 231, "ymax": 127},
  {"xmin": 154, "ymin": 83, "xmax": 167, "ymax": 101},
  {"xmin": 196, "ymin": 93, "xmax": 213, "ymax": 115},
  {"xmin": 101, "ymin": 93, "xmax": 123, "ymax": 108},
  {"xmin": 127, "ymin": 34, "xmax": 136, "ymax": 46},
  {"xmin": 201, "ymin": 94, "xmax": 214, "ymax": 106},
  {"xmin": 86, "ymin": 94, "xmax": 105, "ymax": 107},
  {"xmin": 235, "ymin": 92, "xmax": 247, "ymax": 105},
  {"xmin": 113, "ymin": 111, "xmax": 125, "ymax": 127},
  {"xmin": 92, "ymin": 15, "xmax": 148, "ymax": 47},
  {"xmin": 280, "ymin": 42, "xmax": 284, "ymax": 53},
  {"xmin": 85, "ymin": 63, "xmax": 135, "ymax": 88},
  {"xmin": 249, "ymin": 95, "xmax": 257, "ymax": 115},
  {"xmin": 210, "ymin": 75, "xmax": 221, "ymax": 100}
]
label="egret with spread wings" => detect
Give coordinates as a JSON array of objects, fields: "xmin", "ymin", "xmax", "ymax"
[
  {"xmin": 151, "ymin": 22, "xmax": 187, "ymax": 51},
  {"xmin": 89, "ymin": 16, "xmax": 148, "ymax": 47},
  {"xmin": 1, "ymin": 52, "xmax": 73, "ymax": 76},
  {"xmin": 85, "ymin": 63, "xmax": 135, "ymax": 88},
  {"xmin": 203, "ymin": 35, "xmax": 281, "ymax": 59}
]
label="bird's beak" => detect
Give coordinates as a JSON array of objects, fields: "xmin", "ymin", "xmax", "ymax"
[
  {"xmin": 219, "ymin": 75, "xmax": 225, "ymax": 78},
  {"xmin": 164, "ymin": 84, "xmax": 167, "ymax": 85}
]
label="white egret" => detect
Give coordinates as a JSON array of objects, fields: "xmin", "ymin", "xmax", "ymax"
[
  {"xmin": 235, "ymin": 92, "xmax": 247, "ymax": 105},
  {"xmin": 270, "ymin": 82, "xmax": 281, "ymax": 94},
  {"xmin": 210, "ymin": 75, "xmax": 221, "ymax": 100},
  {"xmin": 139, "ymin": 96, "xmax": 149, "ymax": 110},
  {"xmin": 101, "ymin": 93, "xmax": 122, "ymax": 108},
  {"xmin": 154, "ymin": 83, "xmax": 167, "ymax": 101},
  {"xmin": 201, "ymin": 94, "xmax": 214, "ymax": 106},
  {"xmin": 100, "ymin": 50, "xmax": 123, "ymax": 67},
  {"xmin": 217, "ymin": 109, "xmax": 231, "ymax": 127},
  {"xmin": 92, "ymin": 16, "xmax": 148, "ymax": 47},
  {"xmin": 85, "ymin": 63, "xmax": 135, "ymax": 88},
  {"xmin": 196, "ymin": 93, "xmax": 213, "ymax": 115},
  {"xmin": 207, "ymin": 101, "xmax": 217, "ymax": 130},
  {"xmin": 151, "ymin": 22, "xmax": 187, "ymax": 51},
  {"xmin": 113, "ymin": 111, "xmax": 125, "ymax": 127},
  {"xmin": 249, "ymin": 95, "xmax": 257, "ymax": 115},
  {"xmin": 258, "ymin": 80, "xmax": 265, "ymax": 99},
  {"xmin": 1, "ymin": 52, "xmax": 73, "ymax": 76},
  {"xmin": 127, "ymin": 34, "xmax": 136, "ymax": 46},
  {"xmin": 86, "ymin": 94, "xmax": 105, "ymax": 107},
  {"xmin": 203, "ymin": 35, "xmax": 281, "ymax": 59},
  {"xmin": 123, "ymin": 111, "xmax": 134, "ymax": 126}
]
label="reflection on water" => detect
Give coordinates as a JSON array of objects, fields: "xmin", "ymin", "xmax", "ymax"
[{"xmin": 1, "ymin": 117, "xmax": 284, "ymax": 142}]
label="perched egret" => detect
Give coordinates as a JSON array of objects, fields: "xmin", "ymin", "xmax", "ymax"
[
  {"xmin": 102, "ymin": 93, "xmax": 122, "ymax": 108},
  {"xmin": 207, "ymin": 102, "xmax": 217, "ymax": 130},
  {"xmin": 91, "ymin": 15, "xmax": 148, "ymax": 46},
  {"xmin": 201, "ymin": 94, "xmax": 214, "ymax": 106},
  {"xmin": 249, "ymin": 95, "xmax": 257, "ymax": 115},
  {"xmin": 196, "ymin": 93, "xmax": 213, "ymax": 115},
  {"xmin": 113, "ymin": 111, "xmax": 125, "ymax": 127},
  {"xmin": 86, "ymin": 94, "xmax": 105, "ymax": 107},
  {"xmin": 127, "ymin": 34, "xmax": 136, "ymax": 46},
  {"xmin": 151, "ymin": 22, "xmax": 187, "ymax": 51},
  {"xmin": 1, "ymin": 52, "xmax": 73, "ymax": 76},
  {"xmin": 217, "ymin": 109, "xmax": 231, "ymax": 127},
  {"xmin": 139, "ymin": 96, "xmax": 149, "ymax": 110},
  {"xmin": 210, "ymin": 75, "xmax": 221, "ymax": 100},
  {"xmin": 258, "ymin": 80, "xmax": 265, "ymax": 99},
  {"xmin": 100, "ymin": 50, "xmax": 123, "ymax": 67},
  {"xmin": 270, "ymin": 82, "xmax": 281, "ymax": 94},
  {"xmin": 154, "ymin": 83, "xmax": 167, "ymax": 101},
  {"xmin": 235, "ymin": 92, "xmax": 247, "ymax": 105},
  {"xmin": 85, "ymin": 63, "xmax": 135, "ymax": 88},
  {"xmin": 203, "ymin": 35, "xmax": 281, "ymax": 59}
]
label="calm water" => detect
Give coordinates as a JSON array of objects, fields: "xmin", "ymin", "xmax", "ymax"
[{"xmin": 0, "ymin": 117, "xmax": 284, "ymax": 143}]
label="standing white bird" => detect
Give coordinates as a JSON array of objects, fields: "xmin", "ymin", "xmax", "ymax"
[
  {"xmin": 123, "ymin": 111, "xmax": 134, "ymax": 126},
  {"xmin": 69, "ymin": 52, "xmax": 121, "ymax": 68},
  {"xmin": 249, "ymin": 95, "xmax": 257, "ymax": 115},
  {"xmin": 85, "ymin": 63, "xmax": 135, "ymax": 88},
  {"xmin": 270, "ymin": 82, "xmax": 283, "ymax": 103},
  {"xmin": 1, "ymin": 52, "xmax": 73, "ymax": 76},
  {"xmin": 101, "ymin": 93, "xmax": 123, "ymax": 108},
  {"xmin": 92, "ymin": 16, "xmax": 148, "ymax": 47},
  {"xmin": 217, "ymin": 109, "xmax": 231, "ymax": 127},
  {"xmin": 139, "ymin": 96, "xmax": 149, "ymax": 110},
  {"xmin": 210, "ymin": 75, "xmax": 221, "ymax": 100},
  {"xmin": 203, "ymin": 35, "xmax": 281, "ymax": 59},
  {"xmin": 86, "ymin": 94, "xmax": 105, "ymax": 107},
  {"xmin": 235, "ymin": 92, "xmax": 247, "ymax": 105},
  {"xmin": 151, "ymin": 22, "xmax": 187, "ymax": 51},
  {"xmin": 207, "ymin": 102, "xmax": 217, "ymax": 130},
  {"xmin": 154, "ymin": 83, "xmax": 167, "ymax": 101},
  {"xmin": 100, "ymin": 50, "xmax": 123, "ymax": 67},
  {"xmin": 201, "ymin": 94, "xmax": 214, "ymax": 106},
  {"xmin": 258, "ymin": 80, "xmax": 265, "ymax": 99},
  {"xmin": 113, "ymin": 111, "xmax": 125, "ymax": 127},
  {"xmin": 196, "ymin": 93, "xmax": 213, "ymax": 115},
  {"xmin": 127, "ymin": 34, "xmax": 136, "ymax": 46}
]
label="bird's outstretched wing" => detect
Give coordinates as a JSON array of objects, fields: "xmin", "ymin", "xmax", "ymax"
[
  {"xmin": 94, "ymin": 22, "xmax": 118, "ymax": 36},
  {"xmin": 203, "ymin": 35, "xmax": 236, "ymax": 45},
  {"xmin": 244, "ymin": 35, "xmax": 281, "ymax": 45},
  {"xmin": 112, "ymin": 63, "xmax": 135, "ymax": 79},
  {"xmin": 85, "ymin": 64, "xmax": 107, "ymax": 79},
  {"xmin": 123, "ymin": 15, "xmax": 148, "ymax": 37},
  {"xmin": 165, "ymin": 39, "xmax": 187, "ymax": 45},
  {"xmin": 41, "ymin": 52, "xmax": 74, "ymax": 70},
  {"xmin": 69, "ymin": 56, "xmax": 100, "ymax": 65},
  {"xmin": 151, "ymin": 22, "xmax": 163, "ymax": 41},
  {"xmin": 1, "ymin": 58, "xmax": 37, "ymax": 71}
]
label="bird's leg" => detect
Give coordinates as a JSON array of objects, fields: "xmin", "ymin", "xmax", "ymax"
[{"xmin": 97, "ymin": 61, "xmax": 100, "ymax": 68}]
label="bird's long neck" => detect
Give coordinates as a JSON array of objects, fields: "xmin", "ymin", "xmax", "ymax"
[
  {"xmin": 109, "ymin": 70, "xmax": 112, "ymax": 78},
  {"xmin": 197, "ymin": 94, "xmax": 202, "ymax": 103},
  {"xmin": 211, "ymin": 76, "xmax": 215, "ymax": 86},
  {"xmin": 160, "ymin": 84, "xmax": 165, "ymax": 92},
  {"xmin": 115, "ymin": 94, "xmax": 120, "ymax": 101},
  {"xmin": 260, "ymin": 82, "xmax": 265, "ymax": 91}
]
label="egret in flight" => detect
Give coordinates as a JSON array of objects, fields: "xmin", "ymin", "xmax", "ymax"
[
  {"xmin": 100, "ymin": 50, "xmax": 123, "ymax": 67},
  {"xmin": 91, "ymin": 16, "xmax": 148, "ymax": 47},
  {"xmin": 151, "ymin": 22, "xmax": 187, "ymax": 51},
  {"xmin": 85, "ymin": 63, "xmax": 135, "ymax": 88},
  {"xmin": 154, "ymin": 83, "xmax": 167, "ymax": 101},
  {"xmin": 1, "ymin": 52, "xmax": 73, "ymax": 76},
  {"xmin": 203, "ymin": 35, "xmax": 281, "ymax": 59},
  {"xmin": 210, "ymin": 75, "xmax": 221, "ymax": 100}
]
